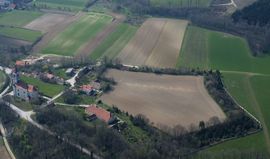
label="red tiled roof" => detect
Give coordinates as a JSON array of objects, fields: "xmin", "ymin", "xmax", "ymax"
[
  {"xmin": 15, "ymin": 82, "xmax": 37, "ymax": 93},
  {"xmin": 27, "ymin": 85, "xmax": 36, "ymax": 93},
  {"xmin": 85, "ymin": 105, "xmax": 111, "ymax": 123},
  {"xmin": 81, "ymin": 85, "xmax": 94, "ymax": 92},
  {"xmin": 16, "ymin": 61, "xmax": 26, "ymax": 66}
]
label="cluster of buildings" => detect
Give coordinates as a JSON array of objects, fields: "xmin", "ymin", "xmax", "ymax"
[
  {"xmin": 0, "ymin": 0, "xmax": 15, "ymax": 11},
  {"xmin": 11, "ymin": 69, "xmax": 39, "ymax": 101},
  {"xmin": 15, "ymin": 56, "xmax": 45, "ymax": 67},
  {"xmin": 80, "ymin": 81, "xmax": 101, "ymax": 96}
]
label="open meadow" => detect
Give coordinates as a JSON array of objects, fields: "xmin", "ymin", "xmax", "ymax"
[
  {"xmin": 198, "ymin": 73, "xmax": 270, "ymax": 157},
  {"xmin": 118, "ymin": 18, "xmax": 188, "ymax": 68},
  {"xmin": 150, "ymin": 0, "xmax": 212, "ymax": 7},
  {"xmin": 21, "ymin": 76, "xmax": 64, "ymax": 98},
  {"xmin": 0, "ymin": 10, "xmax": 43, "ymax": 27},
  {"xmin": 90, "ymin": 24, "xmax": 137, "ymax": 60},
  {"xmin": 178, "ymin": 25, "xmax": 270, "ymax": 75},
  {"xmin": 0, "ymin": 27, "xmax": 42, "ymax": 42},
  {"xmin": 42, "ymin": 13, "xmax": 112, "ymax": 56},
  {"xmin": 32, "ymin": 0, "xmax": 88, "ymax": 11},
  {"xmin": 100, "ymin": 69, "xmax": 226, "ymax": 128}
]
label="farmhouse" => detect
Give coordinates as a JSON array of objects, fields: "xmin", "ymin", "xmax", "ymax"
[
  {"xmin": 80, "ymin": 84, "xmax": 94, "ymax": 95},
  {"xmin": 15, "ymin": 60, "xmax": 29, "ymax": 67},
  {"xmin": 11, "ymin": 69, "xmax": 39, "ymax": 101},
  {"xmin": 85, "ymin": 104, "xmax": 115, "ymax": 124},
  {"xmin": 65, "ymin": 68, "xmax": 75, "ymax": 76}
]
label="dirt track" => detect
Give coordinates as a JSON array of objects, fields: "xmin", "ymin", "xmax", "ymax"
[
  {"xmin": 32, "ymin": 12, "xmax": 85, "ymax": 54},
  {"xmin": 117, "ymin": 18, "xmax": 188, "ymax": 68},
  {"xmin": 100, "ymin": 69, "xmax": 226, "ymax": 128},
  {"xmin": 75, "ymin": 13, "xmax": 125, "ymax": 58}
]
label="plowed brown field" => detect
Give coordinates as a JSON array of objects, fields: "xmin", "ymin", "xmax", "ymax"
[
  {"xmin": 117, "ymin": 18, "xmax": 188, "ymax": 68},
  {"xmin": 100, "ymin": 69, "xmax": 226, "ymax": 128}
]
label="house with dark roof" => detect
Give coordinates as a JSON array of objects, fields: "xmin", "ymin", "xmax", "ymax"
[{"xmin": 85, "ymin": 104, "xmax": 115, "ymax": 124}]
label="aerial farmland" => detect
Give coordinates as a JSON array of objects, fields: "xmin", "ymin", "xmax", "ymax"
[
  {"xmin": 0, "ymin": 0, "xmax": 269, "ymax": 158},
  {"xmin": 118, "ymin": 18, "xmax": 188, "ymax": 68},
  {"xmin": 101, "ymin": 69, "xmax": 226, "ymax": 127}
]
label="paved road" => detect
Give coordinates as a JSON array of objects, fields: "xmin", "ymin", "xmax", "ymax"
[{"xmin": 0, "ymin": 123, "xmax": 16, "ymax": 159}]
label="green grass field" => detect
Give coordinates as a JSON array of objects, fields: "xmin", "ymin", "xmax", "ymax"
[
  {"xmin": 21, "ymin": 76, "xmax": 64, "ymax": 97},
  {"xmin": 33, "ymin": 0, "xmax": 88, "ymax": 11},
  {"xmin": 179, "ymin": 25, "xmax": 270, "ymax": 156},
  {"xmin": 42, "ymin": 13, "xmax": 112, "ymax": 56},
  {"xmin": 90, "ymin": 23, "xmax": 137, "ymax": 60},
  {"xmin": 178, "ymin": 26, "xmax": 270, "ymax": 75},
  {"xmin": 0, "ymin": 10, "xmax": 43, "ymax": 27},
  {"xmin": 177, "ymin": 26, "xmax": 209, "ymax": 69},
  {"xmin": 150, "ymin": 0, "xmax": 211, "ymax": 7},
  {"xmin": 0, "ymin": 26, "xmax": 42, "ymax": 42},
  {"xmin": 198, "ymin": 73, "xmax": 270, "ymax": 156}
]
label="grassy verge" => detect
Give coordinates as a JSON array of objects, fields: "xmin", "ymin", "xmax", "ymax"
[
  {"xmin": 90, "ymin": 23, "xmax": 137, "ymax": 60},
  {"xmin": 20, "ymin": 75, "xmax": 65, "ymax": 97}
]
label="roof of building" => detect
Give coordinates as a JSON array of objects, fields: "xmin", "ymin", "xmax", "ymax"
[
  {"xmin": 85, "ymin": 105, "xmax": 112, "ymax": 123},
  {"xmin": 81, "ymin": 85, "xmax": 94, "ymax": 92},
  {"xmin": 27, "ymin": 85, "xmax": 36, "ymax": 93},
  {"xmin": 15, "ymin": 60, "xmax": 26, "ymax": 66},
  {"xmin": 66, "ymin": 68, "xmax": 74, "ymax": 73},
  {"xmin": 15, "ymin": 81, "xmax": 37, "ymax": 93},
  {"xmin": 45, "ymin": 73, "xmax": 54, "ymax": 79}
]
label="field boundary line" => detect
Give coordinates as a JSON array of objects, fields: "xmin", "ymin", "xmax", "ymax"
[{"xmin": 221, "ymin": 79, "xmax": 262, "ymax": 128}]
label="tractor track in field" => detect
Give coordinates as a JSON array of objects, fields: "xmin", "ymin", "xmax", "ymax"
[
  {"xmin": 75, "ymin": 13, "xmax": 125, "ymax": 59},
  {"xmin": 246, "ymin": 75, "xmax": 270, "ymax": 153}
]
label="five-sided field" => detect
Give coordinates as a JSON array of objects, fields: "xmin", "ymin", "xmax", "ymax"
[
  {"xmin": 117, "ymin": 18, "xmax": 188, "ymax": 68},
  {"xmin": 100, "ymin": 69, "xmax": 226, "ymax": 127}
]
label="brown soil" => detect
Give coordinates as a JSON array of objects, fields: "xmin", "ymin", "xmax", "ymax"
[
  {"xmin": 100, "ymin": 69, "xmax": 226, "ymax": 128},
  {"xmin": 117, "ymin": 18, "xmax": 188, "ymax": 68}
]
